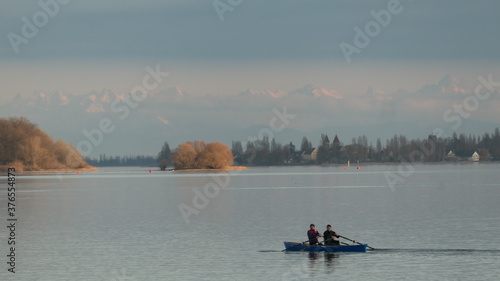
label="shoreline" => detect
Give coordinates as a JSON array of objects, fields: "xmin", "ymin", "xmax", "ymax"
[
  {"xmin": 6, "ymin": 162, "xmax": 495, "ymax": 173},
  {"xmin": 166, "ymin": 166, "xmax": 247, "ymax": 172},
  {"xmin": 243, "ymin": 161, "xmax": 492, "ymax": 168},
  {"xmin": 0, "ymin": 166, "xmax": 98, "ymax": 173}
]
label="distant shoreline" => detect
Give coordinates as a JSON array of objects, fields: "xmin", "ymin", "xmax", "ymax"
[
  {"xmin": 165, "ymin": 166, "xmax": 247, "ymax": 172},
  {"xmin": 240, "ymin": 161, "xmax": 493, "ymax": 168},
  {"xmin": 0, "ymin": 166, "xmax": 98, "ymax": 173},
  {"xmin": 6, "ymin": 162, "xmax": 494, "ymax": 174}
]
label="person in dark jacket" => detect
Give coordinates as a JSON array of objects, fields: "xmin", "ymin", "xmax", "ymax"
[
  {"xmin": 307, "ymin": 224, "xmax": 322, "ymax": 245},
  {"xmin": 323, "ymin": 224, "xmax": 340, "ymax": 246}
]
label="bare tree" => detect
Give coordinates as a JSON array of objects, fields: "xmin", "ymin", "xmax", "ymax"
[
  {"xmin": 196, "ymin": 142, "xmax": 233, "ymax": 169},
  {"xmin": 172, "ymin": 141, "xmax": 233, "ymax": 169},
  {"xmin": 172, "ymin": 142, "xmax": 197, "ymax": 169},
  {"xmin": 0, "ymin": 117, "xmax": 90, "ymax": 171}
]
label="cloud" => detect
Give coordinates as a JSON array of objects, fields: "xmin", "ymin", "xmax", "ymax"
[{"xmin": 155, "ymin": 116, "xmax": 169, "ymax": 126}]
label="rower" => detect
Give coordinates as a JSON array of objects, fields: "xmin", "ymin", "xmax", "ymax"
[
  {"xmin": 323, "ymin": 224, "xmax": 340, "ymax": 246},
  {"xmin": 307, "ymin": 224, "xmax": 322, "ymax": 245}
]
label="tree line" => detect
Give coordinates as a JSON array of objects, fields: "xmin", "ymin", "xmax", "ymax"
[
  {"xmin": 6, "ymin": 117, "xmax": 497, "ymax": 171},
  {"xmin": 228, "ymin": 128, "xmax": 500, "ymax": 165},
  {"xmin": 0, "ymin": 117, "xmax": 90, "ymax": 171},
  {"xmin": 84, "ymin": 154, "xmax": 157, "ymax": 167},
  {"xmin": 154, "ymin": 128, "xmax": 500, "ymax": 168},
  {"xmin": 87, "ymin": 127, "xmax": 500, "ymax": 169}
]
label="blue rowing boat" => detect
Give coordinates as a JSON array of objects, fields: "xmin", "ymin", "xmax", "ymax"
[{"xmin": 283, "ymin": 241, "xmax": 367, "ymax": 252}]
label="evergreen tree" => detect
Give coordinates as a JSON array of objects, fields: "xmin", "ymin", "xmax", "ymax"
[
  {"xmin": 269, "ymin": 138, "xmax": 285, "ymax": 165},
  {"xmin": 158, "ymin": 141, "xmax": 172, "ymax": 170},
  {"xmin": 231, "ymin": 141, "xmax": 244, "ymax": 165},
  {"xmin": 316, "ymin": 135, "xmax": 330, "ymax": 164},
  {"xmin": 300, "ymin": 136, "xmax": 311, "ymax": 152}
]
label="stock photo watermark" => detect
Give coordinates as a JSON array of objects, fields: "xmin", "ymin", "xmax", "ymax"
[
  {"xmin": 213, "ymin": 0, "xmax": 243, "ymax": 21},
  {"xmin": 384, "ymin": 73, "xmax": 500, "ymax": 191},
  {"xmin": 178, "ymin": 105, "xmax": 296, "ymax": 224},
  {"xmin": 339, "ymin": 0, "xmax": 409, "ymax": 63},
  {"xmin": 246, "ymin": 106, "xmax": 297, "ymax": 162},
  {"xmin": 178, "ymin": 173, "xmax": 230, "ymax": 224},
  {"xmin": 442, "ymin": 74, "xmax": 500, "ymax": 130},
  {"xmin": 6, "ymin": 168, "xmax": 17, "ymax": 274},
  {"xmin": 7, "ymin": 0, "xmax": 72, "ymax": 54},
  {"xmin": 76, "ymin": 64, "xmax": 169, "ymax": 157}
]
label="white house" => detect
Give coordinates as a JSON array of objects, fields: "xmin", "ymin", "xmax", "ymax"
[
  {"xmin": 301, "ymin": 147, "xmax": 319, "ymax": 162},
  {"xmin": 446, "ymin": 150, "xmax": 480, "ymax": 162}
]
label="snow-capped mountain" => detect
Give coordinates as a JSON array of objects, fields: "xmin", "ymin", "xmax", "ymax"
[
  {"xmin": 11, "ymin": 90, "xmax": 73, "ymax": 110},
  {"xmin": 1, "ymin": 76, "xmax": 497, "ymax": 157},
  {"xmin": 239, "ymin": 89, "xmax": 287, "ymax": 98},
  {"xmin": 417, "ymin": 74, "xmax": 471, "ymax": 95},
  {"xmin": 290, "ymin": 84, "xmax": 343, "ymax": 99}
]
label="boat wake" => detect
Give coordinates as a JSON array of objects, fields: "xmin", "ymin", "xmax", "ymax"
[
  {"xmin": 258, "ymin": 250, "xmax": 283, "ymax": 253},
  {"xmin": 369, "ymin": 248, "xmax": 500, "ymax": 254},
  {"xmin": 259, "ymin": 248, "xmax": 500, "ymax": 254}
]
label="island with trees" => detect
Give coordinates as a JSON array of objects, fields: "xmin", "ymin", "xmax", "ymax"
[
  {"xmin": 169, "ymin": 141, "xmax": 238, "ymax": 170},
  {"xmin": 0, "ymin": 117, "xmax": 93, "ymax": 172}
]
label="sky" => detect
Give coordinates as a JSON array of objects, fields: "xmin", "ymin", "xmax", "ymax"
[{"xmin": 1, "ymin": 0, "xmax": 500, "ymax": 155}]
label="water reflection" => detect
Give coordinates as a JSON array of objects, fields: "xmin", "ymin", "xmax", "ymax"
[
  {"xmin": 308, "ymin": 252, "xmax": 319, "ymax": 260},
  {"xmin": 324, "ymin": 252, "xmax": 338, "ymax": 274},
  {"xmin": 305, "ymin": 252, "xmax": 338, "ymax": 275},
  {"xmin": 305, "ymin": 252, "xmax": 320, "ymax": 276}
]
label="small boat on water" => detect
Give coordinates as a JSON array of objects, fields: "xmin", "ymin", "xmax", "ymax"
[{"xmin": 283, "ymin": 241, "xmax": 367, "ymax": 252}]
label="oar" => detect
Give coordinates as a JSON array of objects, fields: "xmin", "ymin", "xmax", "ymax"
[
  {"xmin": 322, "ymin": 236, "xmax": 342, "ymax": 245},
  {"xmin": 339, "ymin": 235, "xmax": 375, "ymax": 250},
  {"xmin": 282, "ymin": 239, "xmax": 316, "ymax": 252},
  {"xmin": 325, "ymin": 236, "xmax": 350, "ymax": 246}
]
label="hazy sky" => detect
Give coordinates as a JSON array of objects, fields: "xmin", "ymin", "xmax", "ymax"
[
  {"xmin": 1, "ymin": 0, "xmax": 499, "ymax": 152},
  {"xmin": 2, "ymin": 0, "xmax": 499, "ymax": 97}
]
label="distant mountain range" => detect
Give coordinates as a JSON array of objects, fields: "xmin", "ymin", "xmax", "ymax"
[{"xmin": 1, "ymin": 75, "xmax": 499, "ymax": 157}]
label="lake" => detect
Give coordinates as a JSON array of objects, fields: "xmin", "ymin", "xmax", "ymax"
[{"xmin": 1, "ymin": 163, "xmax": 500, "ymax": 280}]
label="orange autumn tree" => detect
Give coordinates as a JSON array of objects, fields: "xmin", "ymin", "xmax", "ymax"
[
  {"xmin": 0, "ymin": 117, "xmax": 90, "ymax": 171},
  {"xmin": 172, "ymin": 142, "xmax": 198, "ymax": 169},
  {"xmin": 172, "ymin": 141, "xmax": 233, "ymax": 169}
]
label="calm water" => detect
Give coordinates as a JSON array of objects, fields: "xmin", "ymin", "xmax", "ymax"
[{"xmin": 1, "ymin": 163, "xmax": 500, "ymax": 280}]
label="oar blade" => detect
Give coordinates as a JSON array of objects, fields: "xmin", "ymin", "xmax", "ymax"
[{"xmin": 339, "ymin": 235, "xmax": 375, "ymax": 250}]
